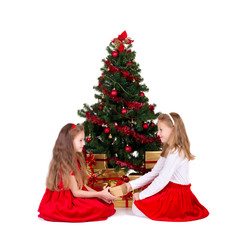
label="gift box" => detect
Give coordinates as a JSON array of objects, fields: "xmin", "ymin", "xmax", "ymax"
[
  {"xmin": 128, "ymin": 174, "xmax": 142, "ymax": 181},
  {"xmin": 87, "ymin": 168, "xmax": 126, "ymax": 190},
  {"xmin": 128, "ymin": 174, "xmax": 144, "ymax": 193},
  {"xmin": 87, "ymin": 153, "xmax": 108, "ymax": 169},
  {"xmin": 100, "ymin": 169, "xmax": 126, "ymax": 179},
  {"xmin": 145, "ymin": 151, "xmax": 162, "ymax": 169},
  {"xmin": 88, "ymin": 168, "xmax": 143, "ymax": 208},
  {"xmin": 114, "ymin": 197, "xmax": 133, "ymax": 208},
  {"xmin": 110, "ymin": 183, "xmax": 128, "ymax": 197},
  {"xmin": 111, "ymin": 174, "xmax": 145, "ymax": 208}
]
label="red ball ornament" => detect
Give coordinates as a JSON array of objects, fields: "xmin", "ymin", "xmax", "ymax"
[
  {"xmin": 125, "ymin": 145, "xmax": 132, "ymax": 152},
  {"xmin": 112, "ymin": 51, "xmax": 118, "ymax": 58},
  {"xmin": 149, "ymin": 104, "xmax": 154, "ymax": 111},
  {"xmin": 86, "ymin": 137, "xmax": 92, "ymax": 143},
  {"xmin": 139, "ymin": 92, "xmax": 145, "ymax": 97},
  {"xmin": 150, "ymin": 122, "xmax": 155, "ymax": 127},
  {"xmin": 98, "ymin": 106, "xmax": 103, "ymax": 110},
  {"xmin": 126, "ymin": 62, "xmax": 132, "ymax": 66},
  {"xmin": 121, "ymin": 108, "xmax": 127, "ymax": 114},
  {"xmin": 111, "ymin": 89, "xmax": 118, "ymax": 96},
  {"xmin": 104, "ymin": 127, "xmax": 110, "ymax": 134},
  {"xmin": 143, "ymin": 123, "xmax": 149, "ymax": 129}
]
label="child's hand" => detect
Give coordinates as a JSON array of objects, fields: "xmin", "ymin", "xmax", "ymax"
[
  {"xmin": 99, "ymin": 187, "xmax": 117, "ymax": 204},
  {"xmin": 125, "ymin": 182, "xmax": 132, "ymax": 192},
  {"xmin": 133, "ymin": 192, "xmax": 140, "ymax": 201}
]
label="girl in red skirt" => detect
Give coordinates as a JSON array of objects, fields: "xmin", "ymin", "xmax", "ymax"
[
  {"xmin": 38, "ymin": 124, "xmax": 116, "ymax": 222},
  {"xmin": 126, "ymin": 113, "xmax": 209, "ymax": 222}
]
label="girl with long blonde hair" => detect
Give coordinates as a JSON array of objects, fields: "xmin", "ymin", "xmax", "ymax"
[
  {"xmin": 126, "ymin": 112, "xmax": 209, "ymax": 221},
  {"xmin": 38, "ymin": 124, "xmax": 116, "ymax": 222}
]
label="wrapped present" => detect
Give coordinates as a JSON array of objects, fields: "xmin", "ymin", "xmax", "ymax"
[
  {"xmin": 128, "ymin": 174, "xmax": 143, "ymax": 193},
  {"xmin": 87, "ymin": 167, "xmax": 136, "ymax": 208},
  {"xmin": 91, "ymin": 154, "xmax": 108, "ymax": 169},
  {"xmin": 128, "ymin": 174, "xmax": 143, "ymax": 181},
  {"xmin": 111, "ymin": 178, "xmax": 133, "ymax": 208},
  {"xmin": 114, "ymin": 197, "xmax": 133, "ymax": 208},
  {"xmin": 145, "ymin": 151, "xmax": 162, "ymax": 169},
  {"xmin": 88, "ymin": 168, "xmax": 127, "ymax": 189},
  {"xmin": 110, "ymin": 183, "xmax": 128, "ymax": 197},
  {"xmin": 100, "ymin": 169, "xmax": 126, "ymax": 179}
]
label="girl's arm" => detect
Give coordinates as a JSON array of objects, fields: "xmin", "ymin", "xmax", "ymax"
[
  {"xmin": 69, "ymin": 176, "xmax": 100, "ymax": 198},
  {"xmin": 129, "ymin": 157, "xmax": 165, "ymax": 191},
  {"xmin": 138, "ymin": 152, "xmax": 182, "ymax": 200},
  {"xmin": 84, "ymin": 185, "xmax": 97, "ymax": 192},
  {"xmin": 69, "ymin": 176, "xmax": 116, "ymax": 203}
]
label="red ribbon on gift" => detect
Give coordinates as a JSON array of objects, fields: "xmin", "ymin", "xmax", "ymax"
[
  {"xmin": 145, "ymin": 161, "xmax": 157, "ymax": 163},
  {"xmin": 115, "ymin": 178, "xmax": 133, "ymax": 207}
]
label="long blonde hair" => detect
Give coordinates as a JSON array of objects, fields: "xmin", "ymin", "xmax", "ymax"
[
  {"xmin": 158, "ymin": 112, "xmax": 195, "ymax": 160},
  {"xmin": 46, "ymin": 124, "xmax": 89, "ymax": 191}
]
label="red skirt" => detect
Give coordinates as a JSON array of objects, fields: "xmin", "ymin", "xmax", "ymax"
[
  {"xmin": 38, "ymin": 186, "xmax": 116, "ymax": 222},
  {"xmin": 134, "ymin": 182, "xmax": 209, "ymax": 222}
]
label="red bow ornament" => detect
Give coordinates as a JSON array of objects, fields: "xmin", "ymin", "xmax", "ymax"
[{"xmin": 112, "ymin": 31, "xmax": 134, "ymax": 52}]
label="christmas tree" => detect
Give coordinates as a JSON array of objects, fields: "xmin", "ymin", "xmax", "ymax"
[{"xmin": 78, "ymin": 31, "xmax": 161, "ymax": 173}]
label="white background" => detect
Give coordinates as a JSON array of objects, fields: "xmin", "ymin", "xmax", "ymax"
[{"xmin": 0, "ymin": 0, "xmax": 239, "ymax": 239}]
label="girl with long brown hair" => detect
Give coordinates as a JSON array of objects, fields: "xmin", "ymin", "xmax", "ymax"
[
  {"xmin": 38, "ymin": 124, "xmax": 116, "ymax": 222},
  {"xmin": 125, "ymin": 112, "xmax": 209, "ymax": 221}
]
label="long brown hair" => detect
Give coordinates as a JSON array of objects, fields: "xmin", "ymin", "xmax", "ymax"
[
  {"xmin": 158, "ymin": 112, "xmax": 195, "ymax": 160},
  {"xmin": 46, "ymin": 124, "xmax": 89, "ymax": 191}
]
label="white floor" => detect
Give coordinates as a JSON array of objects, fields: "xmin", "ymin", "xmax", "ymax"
[{"xmin": 2, "ymin": 207, "xmax": 237, "ymax": 240}]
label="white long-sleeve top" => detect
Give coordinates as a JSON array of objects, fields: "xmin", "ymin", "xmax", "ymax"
[{"xmin": 130, "ymin": 150, "xmax": 190, "ymax": 200}]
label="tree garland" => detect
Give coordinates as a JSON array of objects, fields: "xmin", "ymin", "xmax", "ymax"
[
  {"xmin": 98, "ymin": 81, "xmax": 144, "ymax": 110},
  {"xmin": 85, "ymin": 112, "xmax": 161, "ymax": 144},
  {"xmin": 105, "ymin": 60, "xmax": 140, "ymax": 82}
]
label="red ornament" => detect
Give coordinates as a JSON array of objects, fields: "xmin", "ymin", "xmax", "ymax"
[
  {"xmin": 112, "ymin": 51, "xmax": 118, "ymax": 58},
  {"xmin": 149, "ymin": 104, "xmax": 154, "ymax": 111},
  {"xmin": 86, "ymin": 137, "xmax": 92, "ymax": 143},
  {"xmin": 125, "ymin": 145, "xmax": 132, "ymax": 152},
  {"xmin": 111, "ymin": 89, "xmax": 118, "ymax": 96},
  {"xmin": 98, "ymin": 106, "xmax": 103, "ymax": 110},
  {"xmin": 121, "ymin": 108, "xmax": 127, "ymax": 114},
  {"xmin": 104, "ymin": 128, "xmax": 110, "ymax": 134},
  {"xmin": 143, "ymin": 123, "xmax": 149, "ymax": 129},
  {"xmin": 126, "ymin": 62, "xmax": 132, "ymax": 66},
  {"xmin": 139, "ymin": 92, "xmax": 145, "ymax": 97},
  {"xmin": 150, "ymin": 122, "xmax": 155, "ymax": 127}
]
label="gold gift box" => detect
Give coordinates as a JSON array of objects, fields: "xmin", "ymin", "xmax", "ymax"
[
  {"xmin": 87, "ymin": 168, "xmax": 126, "ymax": 190},
  {"xmin": 128, "ymin": 174, "xmax": 142, "ymax": 181},
  {"xmin": 87, "ymin": 154, "xmax": 108, "ymax": 169},
  {"xmin": 112, "ymin": 174, "xmax": 143, "ymax": 207},
  {"xmin": 100, "ymin": 169, "xmax": 126, "ymax": 178},
  {"xmin": 145, "ymin": 151, "xmax": 162, "ymax": 169},
  {"xmin": 110, "ymin": 183, "xmax": 128, "ymax": 197},
  {"xmin": 114, "ymin": 198, "xmax": 133, "ymax": 208},
  {"xmin": 88, "ymin": 169, "xmax": 143, "ymax": 208},
  {"xmin": 128, "ymin": 174, "xmax": 143, "ymax": 194}
]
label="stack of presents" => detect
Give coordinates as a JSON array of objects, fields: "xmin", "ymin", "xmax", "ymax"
[{"xmin": 86, "ymin": 151, "xmax": 161, "ymax": 207}]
